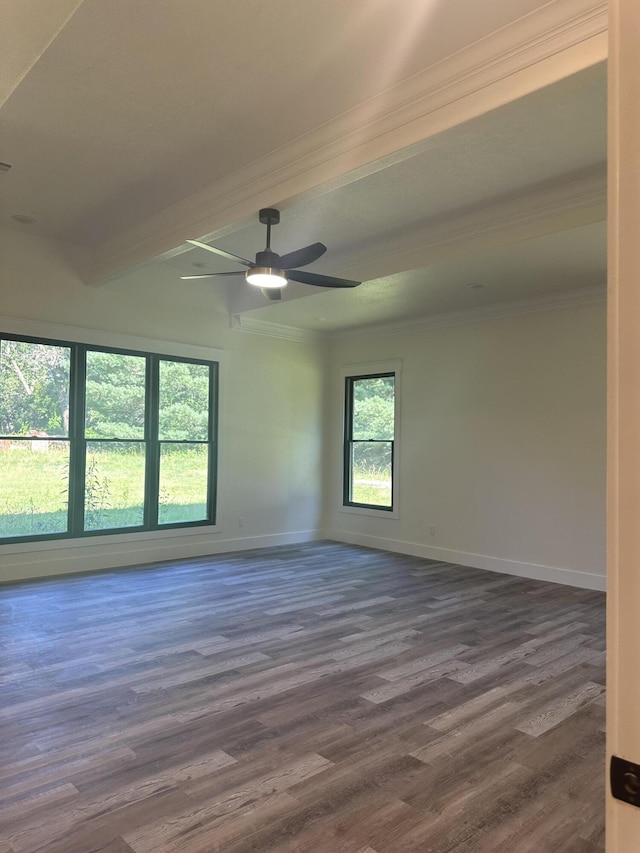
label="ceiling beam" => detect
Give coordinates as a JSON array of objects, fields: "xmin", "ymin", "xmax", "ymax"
[{"xmin": 89, "ymin": 0, "xmax": 607, "ymax": 286}]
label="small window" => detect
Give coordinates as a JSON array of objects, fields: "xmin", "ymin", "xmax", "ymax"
[{"xmin": 343, "ymin": 372, "xmax": 396, "ymax": 511}]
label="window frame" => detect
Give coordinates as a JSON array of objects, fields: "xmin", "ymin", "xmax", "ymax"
[
  {"xmin": 341, "ymin": 360, "xmax": 400, "ymax": 517},
  {"xmin": 0, "ymin": 332, "xmax": 219, "ymax": 544}
]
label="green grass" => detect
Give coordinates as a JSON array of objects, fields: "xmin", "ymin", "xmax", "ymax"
[
  {"xmin": 0, "ymin": 444, "xmax": 209, "ymax": 537},
  {"xmin": 0, "ymin": 447, "xmax": 392, "ymax": 538},
  {"xmin": 351, "ymin": 473, "xmax": 392, "ymax": 507}
]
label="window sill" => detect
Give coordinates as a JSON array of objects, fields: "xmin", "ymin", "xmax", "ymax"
[
  {"xmin": 339, "ymin": 504, "xmax": 399, "ymax": 520},
  {"xmin": 0, "ymin": 524, "xmax": 221, "ymax": 555}
]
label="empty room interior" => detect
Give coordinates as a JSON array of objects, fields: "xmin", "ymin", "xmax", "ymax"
[{"xmin": 4, "ymin": 1, "xmax": 637, "ymax": 851}]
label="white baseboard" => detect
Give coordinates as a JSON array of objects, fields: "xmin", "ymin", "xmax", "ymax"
[
  {"xmin": 0, "ymin": 529, "xmax": 320, "ymax": 584},
  {"xmin": 1, "ymin": 527, "xmax": 607, "ymax": 592},
  {"xmin": 327, "ymin": 529, "xmax": 606, "ymax": 592}
]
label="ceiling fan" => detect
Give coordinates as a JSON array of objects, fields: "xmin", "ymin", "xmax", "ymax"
[{"xmin": 181, "ymin": 208, "xmax": 360, "ymax": 301}]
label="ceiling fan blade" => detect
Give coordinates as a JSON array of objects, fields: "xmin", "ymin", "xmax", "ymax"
[
  {"xmin": 261, "ymin": 288, "xmax": 282, "ymax": 301},
  {"xmin": 180, "ymin": 271, "xmax": 246, "ymax": 280},
  {"xmin": 277, "ymin": 242, "xmax": 327, "ymax": 270},
  {"xmin": 186, "ymin": 239, "xmax": 253, "ymax": 267},
  {"xmin": 286, "ymin": 270, "xmax": 360, "ymax": 288}
]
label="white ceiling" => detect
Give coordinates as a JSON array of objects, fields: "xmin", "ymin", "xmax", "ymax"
[{"xmin": 1, "ymin": 0, "xmax": 607, "ymax": 334}]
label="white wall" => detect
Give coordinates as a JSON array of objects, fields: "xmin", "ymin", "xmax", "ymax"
[
  {"xmin": 0, "ymin": 228, "xmax": 324, "ymax": 582},
  {"xmin": 324, "ymin": 300, "xmax": 607, "ymax": 590}
]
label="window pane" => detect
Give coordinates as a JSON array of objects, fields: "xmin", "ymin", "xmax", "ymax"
[
  {"xmin": 0, "ymin": 441, "xmax": 69, "ymax": 537},
  {"xmin": 0, "ymin": 339, "xmax": 70, "ymax": 437},
  {"xmin": 84, "ymin": 442, "xmax": 145, "ymax": 530},
  {"xmin": 158, "ymin": 443, "xmax": 209, "ymax": 524},
  {"xmin": 159, "ymin": 361, "xmax": 210, "ymax": 441},
  {"xmin": 351, "ymin": 441, "xmax": 392, "ymax": 507},
  {"xmin": 352, "ymin": 376, "xmax": 395, "ymax": 440},
  {"xmin": 85, "ymin": 351, "xmax": 146, "ymax": 439}
]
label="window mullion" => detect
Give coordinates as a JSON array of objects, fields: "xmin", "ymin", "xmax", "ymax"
[
  {"xmin": 144, "ymin": 356, "xmax": 160, "ymax": 528},
  {"xmin": 207, "ymin": 362, "xmax": 218, "ymax": 524},
  {"xmin": 343, "ymin": 377, "xmax": 354, "ymax": 505},
  {"xmin": 68, "ymin": 345, "xmax": 86, "ymax": 536}
]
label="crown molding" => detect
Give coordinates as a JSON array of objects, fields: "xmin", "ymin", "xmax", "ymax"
[
  {"xmin": 229, "ymin": 284, "xmax": 606, "ymax": 344},
  {"xmin": 331, "ymin": 284, "xmax": 607, "ymax": 342},
  {"xmin": 90, "ymin": 0, "xmax": 607, "ymax": 285},
  {"xmin": 230, "ymin": 315, "xmax": 325, "ymax": 344}
]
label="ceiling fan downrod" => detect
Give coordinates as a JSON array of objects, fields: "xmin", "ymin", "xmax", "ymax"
[{"xmin": 258, "ymin": 207, "xmax": 280, "ymax": 252}]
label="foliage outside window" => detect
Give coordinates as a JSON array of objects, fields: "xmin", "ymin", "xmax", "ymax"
[
  {"xmin": 343, "ymin": 372, "xmax": 395, "ymax": 510},
  {"xmin": 0, "ymin": 335, "xmax": 218, "ymax": 542}
]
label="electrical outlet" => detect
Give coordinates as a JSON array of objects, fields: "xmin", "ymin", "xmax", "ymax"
[
  {"xmin": 428, "ymin": 524, "xmax": 436, "ymax": 536},
  {"xmin": 238, "ymin": 517, "xmax": 245, "ymax": 528}
]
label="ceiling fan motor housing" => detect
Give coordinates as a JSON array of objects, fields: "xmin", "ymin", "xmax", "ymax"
[{"xmin": 255, "ymin": 248, "xmax": 281, "ymax": 267}]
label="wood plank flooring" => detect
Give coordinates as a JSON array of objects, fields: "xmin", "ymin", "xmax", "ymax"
[{"xmin": 0, "ymin": 542, "xmax": 606, "ymax": 852}]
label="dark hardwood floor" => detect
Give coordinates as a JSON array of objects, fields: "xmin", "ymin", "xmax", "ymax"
[{"xmin": 0, "ymin": 542, "xmax": 606, "ymax": 852}]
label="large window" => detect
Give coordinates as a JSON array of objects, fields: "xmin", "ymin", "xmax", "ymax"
[
  {"xmin": 0, "ymin": 335, "xmax": 218, "ymax": 542},
  {"xmin": 343, "ymin": 371, "xmax": 396, "ymax": 511}
]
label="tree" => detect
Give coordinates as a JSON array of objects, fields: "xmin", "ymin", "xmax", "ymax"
[
  {"xmin": 0, "ymin": 340, "xmax": 70, "ymax": 435},
  {"xmin": 1, "ymin": 343, "xmax": 211, "ymax": 445},
  {"xmin": 84, "ymin": 355, "xmax": 210, "ymax": 442},
  {"xmin": 158, "ymin": 361, "xmax": 209, "ymax": 440},
  {"xmin": 85, "ymin": 351, "xmax": 146, "ymax": 439},
  {"xmin": 351, "ymin": 376, "xmax": 395, "ymax": 472}
]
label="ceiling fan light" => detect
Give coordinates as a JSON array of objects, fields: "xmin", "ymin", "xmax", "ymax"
[{"xmin": 246, "ymin": 267, "xmax": 287, "ymax": 288}]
